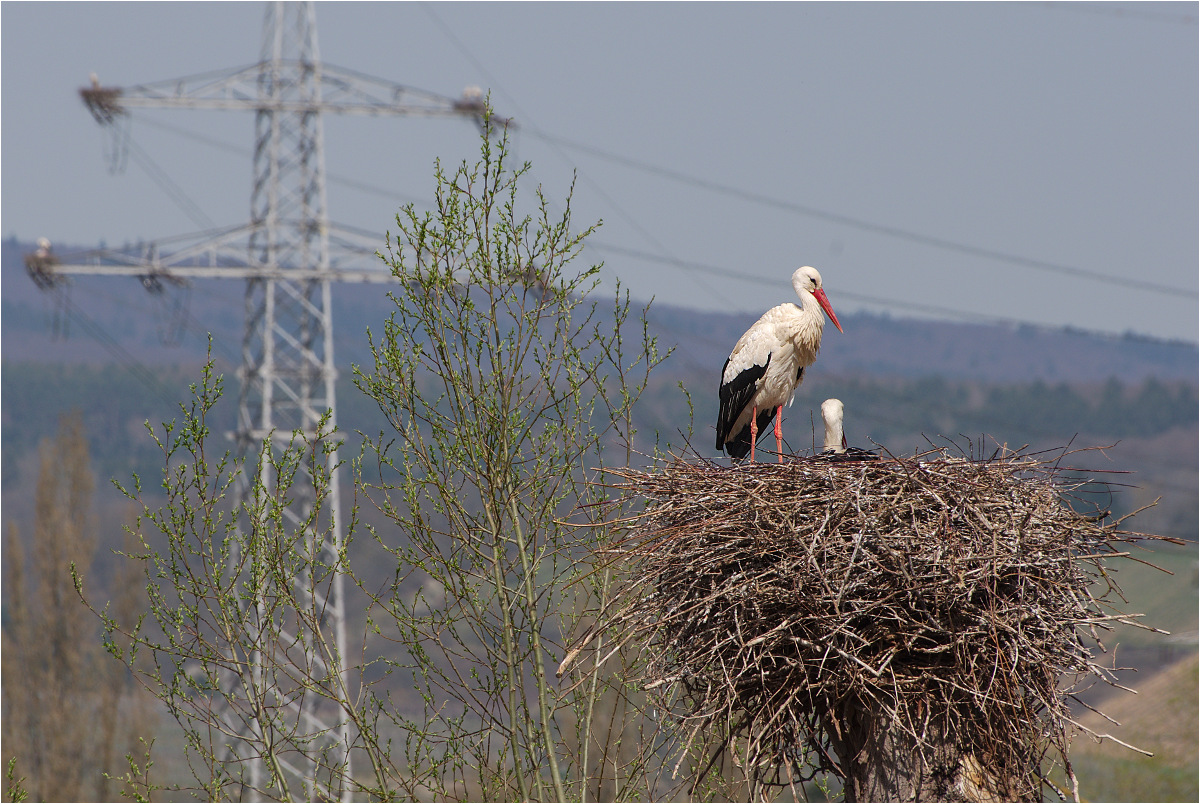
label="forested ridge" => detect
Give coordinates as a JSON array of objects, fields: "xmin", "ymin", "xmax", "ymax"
[
  {"xmin": 5, "ymin": 358, "xmax": 1196, "ymax": 549},
  {"xmin": 4, "ymin": 360, "xmax": 1196, "ymax": 486}
]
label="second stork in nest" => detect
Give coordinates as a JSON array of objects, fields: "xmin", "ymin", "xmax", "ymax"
[{"xmin": 820, "ymin": 398, "xmax": 879, "ymax": 461}]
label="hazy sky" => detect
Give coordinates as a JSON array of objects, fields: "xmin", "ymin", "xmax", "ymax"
[{"xmin": 3, "ymin": 1, "xmax": 1197, "ymax": 343}]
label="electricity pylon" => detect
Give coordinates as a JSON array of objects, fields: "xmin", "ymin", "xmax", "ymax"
[{"xmin": 29, "ymin": 2, "xmax": 504, "ymax": 799}]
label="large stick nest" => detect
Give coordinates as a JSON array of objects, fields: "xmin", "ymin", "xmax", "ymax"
[{"xmin": 566, "ymin": 444, "xmax": 1176, "ymax": 801}]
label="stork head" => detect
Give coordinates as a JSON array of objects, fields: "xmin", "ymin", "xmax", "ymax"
[
  {"xmin": 792, "ymin": 266, "xmax": 843, "ymax": 333},
  {"xmin": 821, "ymin": 398, "xmax": 846, "ymax": 453}
]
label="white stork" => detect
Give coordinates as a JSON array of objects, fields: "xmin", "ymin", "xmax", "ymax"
[
  {"xmin": 716, "ymin": 266, "xmax": 842, "ymax": 462},
  {"xmin": 822, "ymin": 397, "xmax": 849, "ymax": 454},
  {"xmin": 820, "ymin": 397, "xmax": 880, "ymax": 461}
]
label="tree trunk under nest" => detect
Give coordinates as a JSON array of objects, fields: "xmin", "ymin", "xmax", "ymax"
[{"xmin": 831, "ymin": 700, "xmax": 1037, "ymax": 802}]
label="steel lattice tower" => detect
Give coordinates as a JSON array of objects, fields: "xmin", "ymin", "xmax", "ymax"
[
  {"xmin": 31, "ymin": 2, "xmax": 502, "ymax": 798},
  {"xmin": 238, "ymin": 6, "xmax": 348, "ymax": 797}
]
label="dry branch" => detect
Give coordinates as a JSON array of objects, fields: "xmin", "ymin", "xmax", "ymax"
[{"xmin": 565, "ymin": 444, "xmax": 1178, "ymax": 802}]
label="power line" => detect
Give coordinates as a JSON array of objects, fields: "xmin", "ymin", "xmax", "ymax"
[
  {"xmin": 133, "ymin": 115, "xmax": 248, "ymax": 157},
  {"xmin": 529, "ymin": 131, "xmax": 1197, "ymax": 299},
  {"xmin": 132, "ymin": 115, "xmax": 429, "ymax": 205},
  {"xmin": 418, "ymin": 1, "xmax": 1194, "ymax": 302},
  {"xmin": 413, "ymin": 2, "xmax": 1199, "ymax": 337},
  {"xmin": 107, "ymin": 9, "xmax": 1197, "ymax": 309},
  {"xmin": 127, "ymin": 9, "xmax": 1199, "ymax": 316},
  {"xmin": 53, "ymin": 293, "xmax": 182, "ymax": 407},
  {"xmin": 591, "ymin": 241, "xmax": 1056, "ymax": 331},
  {"xmin": 133, "ymin": 13, "xmax": 1197, "ymax": 307},
  {"xmin": 124, "ymin": 135, "xmax": 217, "ymax": 231},
  {"xmin": 416, "ymin": 2, "xmax": 731, "ymax": 308}
]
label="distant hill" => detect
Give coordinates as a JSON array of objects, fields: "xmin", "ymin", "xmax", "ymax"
[
  {"xmin": 4, "ymin": 236, "xmax": 1197, "ymax": 384},
  {"xmin": 1067, "ymin": 651, "xmax": 1198, "ymax": 802},
  {"xmin": 653, "ymin": 301, "xmax": 1198, "ymax": 385}
]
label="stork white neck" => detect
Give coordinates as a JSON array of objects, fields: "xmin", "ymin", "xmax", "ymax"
[
  {"xmin": 822, "ymin": 398, "xmax": 845, "ymax": 453},
  {"xmin": 791, "ymin": 265, "xmax": 843, "ymax": 334}
]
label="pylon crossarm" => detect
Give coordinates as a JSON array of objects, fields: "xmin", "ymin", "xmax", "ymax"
[
  {"xmin": 41, "ymin": 220, "xmax": 394, "ymax": 284},
  {"xmin": 81, "ymin": 59, "xmax": 506, "ymax": 123},
  {"xmin": 44, "ymin": 262, "xmax": 397, "ymax": 283}
]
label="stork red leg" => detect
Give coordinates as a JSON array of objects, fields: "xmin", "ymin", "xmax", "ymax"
[
  {"xmin": 774, "ymin": 404, "xmax": 784, "ymax": 463},
  {"xmin": 749, "ymin": 405, "xmax": 758, "ymax": 464}
]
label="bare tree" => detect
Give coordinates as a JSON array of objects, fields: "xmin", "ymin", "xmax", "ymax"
[
  {"xmin": 2, "ymin": 413, "xmax": 149, "ymax": 802},
  {"xmin": 353, "ymin": 119, "xmax": 669, "ymax": 800},
  {"xmin": 79, "ymin": 115, "xmax": 675, "ymax": 801}
]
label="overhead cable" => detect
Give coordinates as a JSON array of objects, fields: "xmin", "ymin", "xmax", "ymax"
[
  {"xmin": 588, "ymin": 241, "xmax": 1154, "ymax": 336},
  {"xmin": 531, "ymin": 131, "xmax": 1197, "ymax": 299}
]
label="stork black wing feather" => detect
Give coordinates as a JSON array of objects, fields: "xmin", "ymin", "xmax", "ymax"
[
  {"xmin": 715, "ymin": 354, "xmax": 770, "ymax": 453},
  {"xmin": 817, "ymin": 447, "xmax": 881, "ymax": 462}
]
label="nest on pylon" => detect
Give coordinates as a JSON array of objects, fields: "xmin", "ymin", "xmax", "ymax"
[{"xmin": 561, "ymin": 443, "xmax": 1177, "ymax": 802}]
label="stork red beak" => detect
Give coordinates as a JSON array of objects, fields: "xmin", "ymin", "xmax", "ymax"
[{"xmin": 813, "ymin": 288, "xmax": 843, "ymax": 333}]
